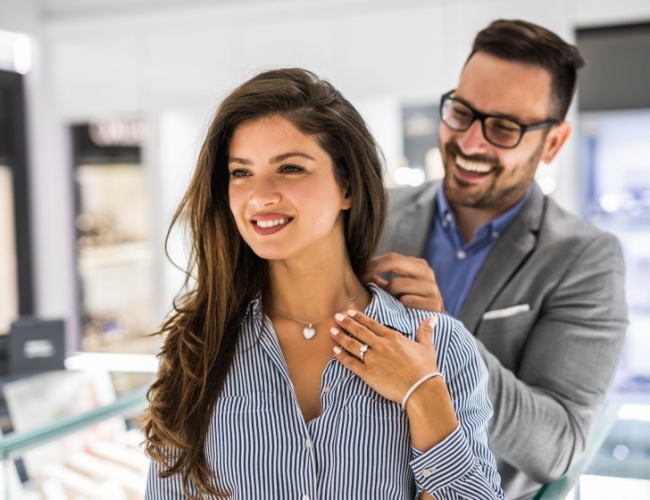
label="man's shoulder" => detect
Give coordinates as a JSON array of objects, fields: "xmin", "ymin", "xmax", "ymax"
[
  {"xmin": 538, "ymin": 195, "xmax": 620, "ymax": 250},
  {"xmin": 387, "ymin": 180, "xmax": 440, "ymax": 211}
]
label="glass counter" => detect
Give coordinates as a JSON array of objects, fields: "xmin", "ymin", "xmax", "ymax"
[{"xmin": 0, "ymin": 365, "xmax": 151, "ymax": 499}]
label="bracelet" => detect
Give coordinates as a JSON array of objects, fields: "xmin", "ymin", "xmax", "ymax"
[{"xmin": 401, "ymin": 371, "xmax": 445, "ymax": 412}]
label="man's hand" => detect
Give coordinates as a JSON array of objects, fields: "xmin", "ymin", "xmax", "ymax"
[{"xmin": 363, "ymin": 252, "xmax": 445, "ymax": 313}]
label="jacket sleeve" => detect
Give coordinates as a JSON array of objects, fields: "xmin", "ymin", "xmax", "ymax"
[{"xmin": 477, "ymin": 232, "xmax": 628, "ymax": 483}]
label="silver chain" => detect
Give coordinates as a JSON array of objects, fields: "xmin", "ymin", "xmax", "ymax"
[{"xmin": 270, "ymin": 288, "xmax": 365, "ymax": 328}]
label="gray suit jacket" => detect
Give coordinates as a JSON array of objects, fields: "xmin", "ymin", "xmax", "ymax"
[{"xmin": 380, "ymin": 181, "xmax": 628, "ymax": 499}]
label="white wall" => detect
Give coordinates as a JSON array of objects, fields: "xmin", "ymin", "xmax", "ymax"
[{"xmin": 2, "ymin": 0, "xmax": 649, "ymax": 346}]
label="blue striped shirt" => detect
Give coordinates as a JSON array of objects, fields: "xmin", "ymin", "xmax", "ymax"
[{"xmin": 146, "ymin": 283, "xmax": 504, "ymax": 499}]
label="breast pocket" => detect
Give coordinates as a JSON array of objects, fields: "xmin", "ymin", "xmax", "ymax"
[
  {"xmin": 345, "ymin": 394, "xmax": 404, "ymax": 420},
  {"xmin": 206, "ymin": 393, "xmax": 277, "ymax": 489},
  {"xmin": 341, "ymin": 395, "xmax": 411, "ymax": 488},
  {"xmin": 215, "ymin": 392, "xmax": 273, "ymax": 413},
  {"xmin": 477, "ymin": 310, "xmax": 536, "ymax": 371}
]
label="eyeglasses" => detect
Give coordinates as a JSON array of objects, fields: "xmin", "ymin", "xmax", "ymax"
[{"xmin": 439, "ymin": 90, "xmax": 561, "ymax": 149}]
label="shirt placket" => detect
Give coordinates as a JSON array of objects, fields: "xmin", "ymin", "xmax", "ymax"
[
  {"xmin": 256, "ymin": 315, "xmax": 322, "ymax": 500},
  {"xmin": 307, "ymin": 357, "xmax": 354, "ymax": 499}
]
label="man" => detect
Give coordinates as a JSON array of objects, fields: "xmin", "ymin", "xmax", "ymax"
[{"xmin": 368, "ymin": 19, "xmax": 628, "ymax": 500}]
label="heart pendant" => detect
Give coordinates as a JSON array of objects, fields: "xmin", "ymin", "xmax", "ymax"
[{"xmin": 303, "ymin": 326, "xmax": 316, "ymax": 340}]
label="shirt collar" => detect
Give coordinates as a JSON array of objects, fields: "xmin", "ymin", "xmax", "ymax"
[
  {"xmin": 239, "ymin": 281, "xmax": 416, "ymax": 348},
  {"xmin": 436, "ymin": 183, "xmax": 533, "ymax": 242}
]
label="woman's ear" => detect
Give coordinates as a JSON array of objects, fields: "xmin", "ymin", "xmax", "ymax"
[{"xmin": 341, "ymin": 185, "xmax": 352, "ymax": 210}]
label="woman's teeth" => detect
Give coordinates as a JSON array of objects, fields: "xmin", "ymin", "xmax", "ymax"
[{"xmin": 256, "ymin": 218, "xmax": 289, "ymax": 228}]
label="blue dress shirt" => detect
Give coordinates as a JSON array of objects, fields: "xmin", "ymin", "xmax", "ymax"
[
  {"xmin": 146, "ymin": 283, "xmax": 504, "ymax": 499},
  {"xmin": 424, "ymin": 186, "xmax": 532, "ymax": 317}
]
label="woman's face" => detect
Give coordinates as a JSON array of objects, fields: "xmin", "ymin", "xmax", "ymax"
[{"xmin": 228, "ymin": 115, "xmax": 351, "ymax": 262}]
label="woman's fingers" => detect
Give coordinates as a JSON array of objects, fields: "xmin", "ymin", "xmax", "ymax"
[
  {"xmin": 331, "ymin": 311, "xmax": 440, "ymax": 404},
  {"xmin": 416, "ymin": 316, "xmax": 437, "ymax": 346},
  {"xmin": 330, "ymin": 325, "xmax": 369, "ymax": 361}
]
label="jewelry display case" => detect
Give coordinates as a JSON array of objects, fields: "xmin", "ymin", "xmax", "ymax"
[{"xmin": 0, "ymin": 368, "xmax": 150, "ymax": 500}]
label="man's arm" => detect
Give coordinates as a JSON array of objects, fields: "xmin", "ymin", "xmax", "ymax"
[{"xmin": 479, "ymin": 232, "xmax": 627, "ymax": 482}]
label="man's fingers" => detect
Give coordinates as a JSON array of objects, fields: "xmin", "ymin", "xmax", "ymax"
[
  {"xmin": 400, "ymin": 294, "xmax": 445, "ymax": 314},
  {"xmin": 381, "ymin": 277, "xmax": 445, "ymax": 313},
  {"xmin": 365, "ymin": 274, "xmax": 388, "ymax": 288},
  {"xmin": 383, "ymin": 276, "xmax": 437, "ymax": 299},
  {"xmin": 364, "ymin": 253, "xmax": 434, "ymax": 280}
]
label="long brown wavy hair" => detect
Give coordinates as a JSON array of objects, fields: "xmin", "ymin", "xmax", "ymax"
[{"xmin": 142, "ymin": 68, "xmax": 387, "ymax": 498}]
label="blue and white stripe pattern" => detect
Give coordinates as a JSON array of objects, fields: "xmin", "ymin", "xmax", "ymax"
[{"xmin": 146, "ymin": 283, "xmax": 504, "ymax": 499}]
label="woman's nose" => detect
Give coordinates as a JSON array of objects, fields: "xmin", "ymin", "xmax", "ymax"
[{"xmin": 249, "ymin": 176, "xmax": 281, "ymax": 207}]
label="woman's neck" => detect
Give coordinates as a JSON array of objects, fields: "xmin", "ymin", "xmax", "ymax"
[{"xmin": 265, "ymin": 251, "xmax": 368, "ymax": 322}]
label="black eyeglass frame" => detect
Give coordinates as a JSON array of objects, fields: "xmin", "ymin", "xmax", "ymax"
[{"xmin": 439, "ymin": 90, "xmax": 562, "ymax": 149}]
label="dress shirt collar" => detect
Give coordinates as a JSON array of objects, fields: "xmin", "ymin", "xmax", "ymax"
[
  {"xmin": 436, "ymin": 183, "xmax": 534, "ymax": 246},
  {"xmin": 239, "ymin": 282, "xmax": 407, "ymax": 348}
]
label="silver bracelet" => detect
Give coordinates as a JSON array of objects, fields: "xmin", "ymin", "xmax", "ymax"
[{"xmin": 401, "ymin": 371, "xmax": 445, "ymax": 412}]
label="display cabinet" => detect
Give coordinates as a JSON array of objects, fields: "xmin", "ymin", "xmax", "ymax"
[{"xmin": 0, "ymin": 369, "xmax": 150, "ymax": 499}]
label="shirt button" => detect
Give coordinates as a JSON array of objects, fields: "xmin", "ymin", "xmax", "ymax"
[
  {"xmin": 445, "ymin": 213, "xmax": 452, "ymax": 221},
  {"xmin": 323, "ymin": 385, "xmax": 331, "ymax": 393},
  {"xmin": 492, "ymin": 231, "xmax": 499, "ymax": 239},
  {"xmin": 422, "ymin": 468, "xmax": 434, "ymax": 477},
  {"xmin": 305, "ymin": 439, "xmax": 312, "ymax": 449},
  {"xmin": 302, "ymin": 496, "xmax": 310, "ymax": 500},
  {"xmin": 456, "ymin": 250, "xmax": 467, "ymax": 260},
  {"xmin": 441, "ymin": 219, "xmax": 449, "ymax": 228}
]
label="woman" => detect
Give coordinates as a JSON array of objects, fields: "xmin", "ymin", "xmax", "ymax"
[{"xmin": 143, "ymin": 68, "xmax": 503, "ymax": 499}]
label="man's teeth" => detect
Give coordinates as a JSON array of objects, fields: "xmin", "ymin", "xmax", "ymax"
[
  {"xmin": 256, "ymin": 218, "xmax": 289, "ymax": 228},
  {"xmin": 456, "ymin": 156, "xmax": 492, "ymax": 173}
]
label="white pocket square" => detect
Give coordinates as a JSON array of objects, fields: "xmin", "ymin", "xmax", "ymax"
[{"xmin": 482, "ymin": 304, "xmax": 530, "ymax": 320}]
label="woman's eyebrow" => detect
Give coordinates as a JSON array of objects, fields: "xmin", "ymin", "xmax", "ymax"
[
  {"xmin": 228, "ymin": 151, "xmax": 316, "ymax": 166},
  {"xmin": 270, "ymin": 152, "xmax": 316, "ymax": 163}
]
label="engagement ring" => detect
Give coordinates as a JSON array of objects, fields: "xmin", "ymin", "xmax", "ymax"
[{"xmin": 359, "ymin": 344, "xmax": 369, "ymax": 362}]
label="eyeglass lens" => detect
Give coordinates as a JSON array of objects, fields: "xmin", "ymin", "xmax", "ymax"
[{"xmin": 442, "ymin": 98, "xmax": 522, "ymax": 148}]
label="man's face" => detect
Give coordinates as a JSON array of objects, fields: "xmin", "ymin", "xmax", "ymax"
[{"xmin": 439, "ymin": 51, "xmax": 568, "ymax": 214}]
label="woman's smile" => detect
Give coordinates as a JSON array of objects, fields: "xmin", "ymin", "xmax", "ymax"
[{"xmin": 251, "ymin": 214, "xmax": 294, "ymax": 235}]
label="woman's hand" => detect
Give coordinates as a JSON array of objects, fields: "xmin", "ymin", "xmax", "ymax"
[
  {"xmin": 331, "ymin": 310, "xmax": 458, "ymax": 450},
  {"xmin": 330, "ymin": 310, "xmax": 439, "ymax": 405}
]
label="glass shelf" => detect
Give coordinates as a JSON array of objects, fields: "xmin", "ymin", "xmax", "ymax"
[{"xmin": 0, "ymin": 369, "xmax": 150, "ymax": 499}]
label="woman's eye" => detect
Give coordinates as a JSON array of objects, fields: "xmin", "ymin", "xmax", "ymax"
[
  {"xmin": 229, "ymin": 169, "xmax": 250, "ymax": 178},
  {"xmin": 279, "ymin": 164, "xmax": 305, "ymax": 174}
]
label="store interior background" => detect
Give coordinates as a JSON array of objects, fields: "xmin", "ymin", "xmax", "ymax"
[{"xmin": 1, "ymin": 0, "xmax": 650, "ymax": 498}]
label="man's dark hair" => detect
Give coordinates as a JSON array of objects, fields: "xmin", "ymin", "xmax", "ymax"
[{"xmin": 468, "ymin": 19, "xmax": 586, "ymax": 119}]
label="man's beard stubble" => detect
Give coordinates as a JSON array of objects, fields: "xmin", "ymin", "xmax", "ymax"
[{"xmin": 441, "ymin": 140, "xmax": 542, "ymax": 212}]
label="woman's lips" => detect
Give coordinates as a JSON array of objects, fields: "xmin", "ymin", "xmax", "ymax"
[{"xmin": 250, "ymin": 215, "xmax": 293, "ymax": 235}]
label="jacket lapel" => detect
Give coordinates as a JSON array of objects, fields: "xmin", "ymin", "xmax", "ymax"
[{"xmin": 458, "ymin": 184, "xmax": 545, "ymax": 333}]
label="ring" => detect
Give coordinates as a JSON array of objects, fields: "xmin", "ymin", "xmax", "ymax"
[{"xmin": 359, "ymin": 344, "xmax": 369, "ymax": 362}]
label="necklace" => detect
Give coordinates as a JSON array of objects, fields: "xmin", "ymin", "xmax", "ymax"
[{"xmin": 271, "ymin": 288, "xmax": 365, "ymax": 340}]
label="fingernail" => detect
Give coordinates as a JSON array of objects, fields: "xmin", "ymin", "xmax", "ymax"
[
  {"xmin": 347, "ymin": 309, "xmax": 357, "ymax": 317},
  {"xmin": 330, "ymin": 327, "xmax": 339, "ymax": 336},
  {"xmin": 335, "ymin": 313, "xmax": 345, "ymax": 322},
  {"xmin": 427, "ymin": 316, "xmax": 438, "ymax": 328},
  {"xmin": 333, "ymin": 346, "xmax": 342, "ymax": 354}
]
